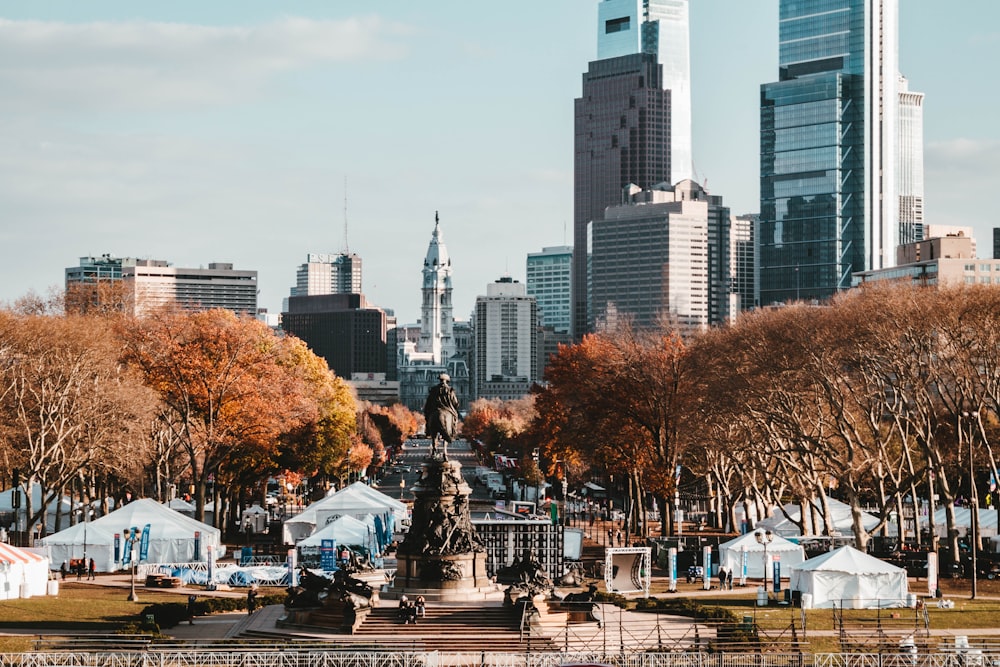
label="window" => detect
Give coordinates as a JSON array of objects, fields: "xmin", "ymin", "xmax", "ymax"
[{"xmin": 605, "ymin": 17, "xmax": 630, "ymax": 34}]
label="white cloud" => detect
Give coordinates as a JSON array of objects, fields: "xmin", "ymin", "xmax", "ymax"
[{"xmin": 0, "ymin": 16, "xmax": 412, "ymax": 112}]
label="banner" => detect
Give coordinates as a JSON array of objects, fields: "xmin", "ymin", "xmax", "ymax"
[
  {"xmin": 550, "ymin": 501, "xmax": 558, "ymax": 526},
  {"xmin": 668, "ymin": 547, "xmax": 677, "ymax": 591},
  {"xmin": 139, "ymin": 524, "xmax": 151, "ymax": 562},
  {"xmin": 773, "ymin": 558, "xmax": 781, "ymax": 593},
  {"xmin": 193, "ymin": 531, "xmax": 201, "ymax": 561},
  {"xmin": 320, "ymin": 539, "xmax": 336, "ymax": 571},
  {"xmin": 740, "ymin": 546, "xmax": 748, "ymax": 586},
  {"xmin": 207, "ymin": 545, "xmax": 215, "ymax": 586},
  {"xmin": 287, "ymin": 549, "xmax": 298, "ymax": 587},
  {"xmin": 927, "ymin": 552, "xmax": 938, "ymax": 597},
  {"xmin": 114, "ymin": 533, "xmax": 121, "ymax": 565},
  {"xmin": 702, "ymin": 546, "xmax": 712, "ymax": 591}
]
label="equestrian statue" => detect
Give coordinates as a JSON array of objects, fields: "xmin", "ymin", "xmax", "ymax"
[{"xmin": 423, "ymin": 373, "xmax": 460, "ymax": 459}]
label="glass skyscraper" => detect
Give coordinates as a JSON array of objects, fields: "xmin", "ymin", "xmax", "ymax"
[
  {"xmin": 573, "ymin": 0, "xmax": 690, "ymax": 336},
  {"xmin": 758, "ymin": 0, "xmax": 901, "ymax": 305}
]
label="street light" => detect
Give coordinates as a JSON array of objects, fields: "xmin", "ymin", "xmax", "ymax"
[
  {"xmin": 962, "ymin": 410, "xmax": 980, "ymax": 600},
  {"xmin": 755, "ymin": 529, "xmax": 773, "ymax": 605},
  {"xmin": 125, "ymin": 527, "xmax": 139, "ymax": 602}
]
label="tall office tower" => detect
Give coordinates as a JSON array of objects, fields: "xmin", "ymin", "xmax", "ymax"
[
  {"xmin": 759, "ymin": 0, "xmax": 902, "ymax": 305},
  {"xmin": 290, "ymin": 252, "xmax": 362, "ymax": 298},
  {"xmin": 573, "ymin": 0, "xmax": 689, "ymax": 337},
  {"xmin": 473, "ymin": 277, "xmax": 539, "ymax": 401},
  {"xmin": 65, "ymin": 255, "xmax": 257, "ymax": 315},
  {"xmin": 897, "ymin": 75, "xmax": 925, "ymax": 246},
  {"xmin": 396, "ymin": 214, "xmax": 469, "ymax": 411},
  {"xmin": 731, "ymin": 214, "xmax": 758, "ymax": 313},
  {"xmin": 994, "ymin": 228, "xmax": 1000, "ymax": 260},
  {"xmin": 592, "ymin": 180, "xmax": 733, "ymax": 333},
  {"xmin": 281, "ymin": 293, "xmax": 387, "ymax": 379},
  {"xmin": 526, "ymin": 245, "xmax": 572, "ymax": 334}
]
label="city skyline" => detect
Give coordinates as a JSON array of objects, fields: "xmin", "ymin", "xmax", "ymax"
[{"xmin": 0, "ymin": 1, "xmax": 997, "ymax": 324}]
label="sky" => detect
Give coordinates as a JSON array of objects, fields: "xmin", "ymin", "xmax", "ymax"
[{"xmin": 1, "ymin": 1, "xmax": 998, "ymax": 325}]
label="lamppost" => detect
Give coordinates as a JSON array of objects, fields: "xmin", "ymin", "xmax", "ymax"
[
  {"xmin": 963, "ymin": 410, "xmax": 980, "ymax": 599},
  {"xmin": 125, "ymin": 527, "xmax": 139, "ymax": 602},
  {"xmin": 755, "ymin": 529, "xmax": 773, "ymax": 604}
]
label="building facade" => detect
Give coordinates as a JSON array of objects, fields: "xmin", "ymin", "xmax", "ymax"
[
  {"xmin": 759, "ymin": 0, "xmax": 908, "ymax": 305},
  {"xmin": 897, "ymin": 76, "xmax": 925, "ymax": 247},
  {"xmin": 290, "ymin": 253, "xmax": 362, "ymax": 298},
  {"xmin": 574, "ymin": 1, "xmax": 689, "ymax": 337},
  {"xmin": 65, "ymin": 255, "xmax": 258, "ymax": 315},
  {"xmin": 592, "ymin": 180, "xmax": 738, "ymax": 333},
  {"xmin": 473, "ymin": 277, "xmax": 538, "ymax": 401},
  {"xmin": 853, "ymin": 233, "xmax": 1000, "ymax": 287},
  {"xmin": 281, "ymin": 293, "xmax": 388, "ymax": 379},
  {"xmin": 526, "ymin": 245, "xmax": 572, "ymax": 335}
]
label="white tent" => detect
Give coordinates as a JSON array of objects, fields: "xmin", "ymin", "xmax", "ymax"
[
  {"xmin": 0, "ymin": 543, "xmax": 50, "ymax": 599},
  {"xmin": 165, "ymin": 498, "xmax": 195, "ymax": 518},
  {"xmin": 297, "ymin": 515, "xmax": 375, "ymax": 549},
  {"xmin": 282, "ymin": 483, "xmax": 406, "ymax": 544},
  {"xmin": 38, "ymin": 498, "xmax": 223, "ymax": 573},
  {"xmin": 757, "ymin": 498, "xmax": 879, "ymax": 538},
  {"xmin": 790, "ymin": 546, "xmax": 909, "ymax": 609},
  {"xmin": 718, "ymin": 531, "xmax": 805, "ymax": 579},
  {"xmin": 241, "ymin": 504, "xmax": 269, "ymax": 533},
  {"xmin": 0, "ymin": 486, "xmax": 76, "ymax": 534},
  {"xmin": 932, "ymin": 506, "xmax": 998, "ymax": 538}
]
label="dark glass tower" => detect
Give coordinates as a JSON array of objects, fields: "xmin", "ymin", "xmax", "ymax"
[
  {"xmin": 573, "ymin": 53, "xmax": 671, "ymax": 337},
  {"xmin": 758, "ymin": 0, "xmax": 900, "ymax": 305}
]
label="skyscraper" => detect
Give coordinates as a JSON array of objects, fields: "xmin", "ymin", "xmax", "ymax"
[
  {"xmin": 290, "ymin": 252, "xmax": 362, "ymax": 298},
  {"xmin": 526, "ymin": 245, "xmax": 572, "ymax": 334},
  {"xmin": 759, "ymin": 0, "xmax": 905, "ymax": 305},
  {"xmin": 573, "ymin": 0, "xmax": 690, "ymax": 337},
  {"xmin": 473, "ymin": 277, "xmax": 538, "ymax": 401},
  {"xmin": 897, "ymin": 75, "xmax": 925, "ymax": 246}
]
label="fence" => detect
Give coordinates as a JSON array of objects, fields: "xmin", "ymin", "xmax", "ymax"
[{"xmin": 3, "ymin": 651, "xmax": 999, "ymax": 667}]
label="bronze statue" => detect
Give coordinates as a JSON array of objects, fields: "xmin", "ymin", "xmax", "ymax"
[{"xmin": 424, "ymin": 373, "xmax": 459, "ymax": 459}]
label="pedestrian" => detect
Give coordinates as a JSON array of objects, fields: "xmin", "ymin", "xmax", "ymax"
[
  {"xmin": 719, "ymin": 566, "xmax": 729, "ymax": 590},
  {"xmin": 615, "ymin": 529, "xmax": 622, "ymax": 547},
  {"xmin": 607, "ymin": 528, "xmax": 613, "ymax": 545},
  {"xmin": 726, "ymin": 567, "xmax": 734, "ymax": 590},
  {"xmin": 187, "ymin": 594, "xmax": 197, "ymax": 624},
  {"xmin": 88, "ymin": 558, "xmax": 96, "ymax": 580},
  {"xmin": 76, "ymin": 560, "xmax": 83, "ymax": 580},
  {"xmin": 60, "ymin": 561, "xmax": 67, "ymax": 580},
  {"xmin": 247, "ymin": 587, "xmax": 258, "ymax": 615}
]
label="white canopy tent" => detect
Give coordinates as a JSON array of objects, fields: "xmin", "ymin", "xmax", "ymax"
[
  {"xmin": 38, "ymin": 498, "xmax": 223, "ymax": 573},
  {"xmin": 0, "ymin": 543, "xmax": 50, "ymax": 599},
  {"xmin": 0, "ymin": 486, "xmax": 76, "ymax": 534},
  {"xmin": 790, "ymin": 546, "xmax": 909, "ymax": 609},
  {"xmin": 932, "ymin": 506, "xmax": 998, "ymax": 538},
  {"xmin": 282, "ymin": 483, "xmax": 405, "ymax": 544},
  {"xmin": 757, "ymin": 498, "xmax": 879, "ymax": 538},
  {"xmin": 165, "ymin": 498, "xmax": 195, "ymax": 518},
  {"xmin": 718, "ymin": 531, "xmax": 805, "ymax": 579},
  {"xmin": 297, "ymin": 515, "xmax": 375, "ymax": 549}
]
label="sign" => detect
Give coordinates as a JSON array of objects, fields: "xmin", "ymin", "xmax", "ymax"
[
  {"xmin": 114, "ymin": 533, "xmax": 121, "ymax": 565},
  {"xmin": 193, "ymin": 531, "xmax": 201, "ymax": 561},
  {"xmin": 702, "ymin": 546, "xmax": 712, "ymax": 591},
  {"xmin": 927, "ymin": 551, "xmax": 938, "ymax": 597},
  {"xmin": 207, "ymin": 545, "xmax": 215, "ymax": 586},
  {"xmin": 287, "ymin": 549, "xmax": 298, "ymax": 587},
  {"xmin": 320, "ymin": 539, "xmax": 336, "ymax": 571},
  {"xmin": 668, "ymin": 547, "xmax": 677, "ymax": 591},
  {"xmin": 139, "ymin": 524, "xmax": 151, "ymax": 562},
  {"xmin": 772, "ymin": 558, "xmax": 781, "ymax": 593},
  {"xmin": 740, "ymin": 546, "xmax": 748, "ymax": 586}
]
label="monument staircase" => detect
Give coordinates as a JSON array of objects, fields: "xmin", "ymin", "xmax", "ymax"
[{"xmin": 242, "ymin": 603, "xmax": 557, "ymax": 652}]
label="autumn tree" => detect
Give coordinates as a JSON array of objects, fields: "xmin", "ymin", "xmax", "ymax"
[{"xmin": 117, "ymin": 308, "xmax": 317, "ymax": 523}]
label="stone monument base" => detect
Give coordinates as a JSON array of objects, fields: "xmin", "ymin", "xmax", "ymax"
[{"xmin": 385, "ymin": 551, "xmax": 500, "ymax": 602}]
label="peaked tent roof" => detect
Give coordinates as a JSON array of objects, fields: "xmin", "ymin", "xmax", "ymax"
[
  {"xmin": 0, "ymin": 542, "xmax": 47, "ymax": 565},
  {"xmin": 791, "ymin": 546, "xmax": 904, "ymax": 575},
  {"xmin": 40, "ymin": 498, "xmax": 219, "ymax": 544},
  {"xmin": 718, "ymin": 530, "xmax": 803, "ymax": 553},
  {"xmin": 297, "ymin": 515, "xmax": 374, "ymax": 548},
  {"xmin": 757, "ymin": 497, "xmax": 879, "ymax": 537}
]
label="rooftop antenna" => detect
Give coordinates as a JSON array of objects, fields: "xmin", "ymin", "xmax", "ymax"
[{"xmin": 342, "ymin": 176, "xmax": 350, "ymax": 254}]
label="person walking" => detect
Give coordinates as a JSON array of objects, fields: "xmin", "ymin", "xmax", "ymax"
[
  {"xmin": 60, "ymin": 562, "xmax": 67, "ymax": 580},
  {"xmin": 187, "ymin": 594, "xmax": 197, "ymax": 624},
  {"xmin": 88, "ymin": 558, "xmax": 96, "ymax": 580},
  {"xmin": 247, "ymin": 587, "xmax": 258, "ymax": 615}
]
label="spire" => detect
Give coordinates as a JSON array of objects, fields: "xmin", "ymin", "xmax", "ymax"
[{"xmin": 424, "ymin": 211, "xmax": 450, "ymax": 269}]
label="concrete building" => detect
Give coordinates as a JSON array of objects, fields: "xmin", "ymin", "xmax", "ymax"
[
  {"xmin": 573, "ymin": 1, "xmax": 689, "ymax": 337},
  {"xmin": 473, "ymin": 277, "xmax": 539, "ymax": 401},
  {"xmin": 65, "ymin": 255, "xmax": 257, "ymax": 315},
  {"xmin": 759, "ymin": 0, "xmax": 916, "ymax": 305},
  {"xmin": 396, "ymin": 215, "xmax": 471, "ymax": 412},
  {"xmin": 526, "ymin": 245, "xmax": 572, "ymax": 334},
  {"xmin": 853, "ymin": 233, "xmax": 1000, "ymax": 287},
  {"xmin": 290, "ymin": 253, "xmax": 362, "ymax": 298},
  {"xmin": 591, "ymin": 180, "xmax": 737, "ymax": 333},
  {"xmin": 732, "ymin": 214, "xmax": 758, "ymax": 312},
  {"xmin": 281, "ymin": 293, "xmax": 388, "ymax": 379}
]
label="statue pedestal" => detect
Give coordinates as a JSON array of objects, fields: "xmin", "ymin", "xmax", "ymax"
[{"xmin": 385, "ymin": 457, "xmax": 500, "ymax": 602}]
